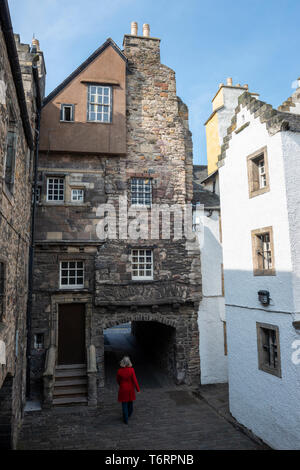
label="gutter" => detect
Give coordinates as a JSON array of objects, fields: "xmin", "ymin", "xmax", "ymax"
[{"xmin": 0, "ymin": 0, "xmax": 34, "ymax": 149}]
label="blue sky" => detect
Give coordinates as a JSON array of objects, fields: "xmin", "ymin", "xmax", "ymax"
[{"xmin": 8, "ymin": 0, "xmax": 300, "ymax": 165}]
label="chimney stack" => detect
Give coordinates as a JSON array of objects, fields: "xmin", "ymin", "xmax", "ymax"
[
  {"xmin": 226, "ymin": 77, "xmax": 233, "ymax": 86},
  {"xmin": 131, "ymin": 21, "xmax": 138, "ymax": 36},
  {"xmin": 143, "ymin": 23, "xmax": 150, "ymax": 37},
  {"xmin": 31, "ymin": 37, "xmax": 40, "ymax": 51}
]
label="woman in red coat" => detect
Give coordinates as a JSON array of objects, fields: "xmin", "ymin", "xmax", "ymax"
[{"xmin": 117, "ymin": 356, "xmax": 140, "ymax": 424}]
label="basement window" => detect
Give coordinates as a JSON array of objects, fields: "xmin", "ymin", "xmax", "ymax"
[
  {"xmin": 60, "ymin": 261, "xmax": 84, "ymax": 289},
  {"xmin": 34, "ymin": 333, "xmax": 44, "ymax": 350},
  {"xmin": 257, "ymin": 323, "xmax": 281, "ymax": 377},
  {"xmin": 60, "ymin": 104, "xmax": 74, "ymax": 122},
  {"xmin": 131, "ymin": 249, "xmax": 153, "ymax": 280}
]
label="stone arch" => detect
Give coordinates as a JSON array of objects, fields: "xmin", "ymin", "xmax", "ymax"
[{"xmin": 102, "ymin": 311, "xmax": 178, "ymax": 330}]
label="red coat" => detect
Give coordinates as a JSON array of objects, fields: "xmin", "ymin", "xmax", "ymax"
[{"xmin": 117, "ymin": 367, "xmax": 140, "ymax": 402}]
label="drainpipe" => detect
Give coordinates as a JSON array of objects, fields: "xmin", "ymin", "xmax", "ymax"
[{"xmin": 26, "ymin": 66, "xmax": 42, "ymax": 399}]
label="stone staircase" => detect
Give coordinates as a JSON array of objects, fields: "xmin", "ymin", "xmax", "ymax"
[{"xmin": 53, "ymin": 364, "xmax": 88, "ymax": 406}]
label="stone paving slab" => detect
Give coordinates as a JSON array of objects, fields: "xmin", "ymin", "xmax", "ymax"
[{"xmin": 18, "ymin": 386, "xmax": 265, "ymax": 450}]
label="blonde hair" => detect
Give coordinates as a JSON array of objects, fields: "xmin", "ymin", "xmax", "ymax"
[{"xmin": 120, "ymin": 356, "xmax": 132, "ymax": 368}]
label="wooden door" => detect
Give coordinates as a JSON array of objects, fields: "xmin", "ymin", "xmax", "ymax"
[{"xmin": 58, "ymin": 303, "xmax": 86, "ymax": 365}]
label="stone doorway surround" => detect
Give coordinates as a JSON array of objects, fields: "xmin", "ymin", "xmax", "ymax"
[{"xmin": 44, "ymin": 293, "xmax": 97, "ymax": 407}]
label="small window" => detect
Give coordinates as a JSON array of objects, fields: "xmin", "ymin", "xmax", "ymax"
[
  {"xmin": 251, "ymin": 226, "xmax": 275, "ymax": 276},
  {"xmin": 5, "ymin": 129, "xmax": 17, "ymax": 193},
  {"xmin": 60, "ymin": 104, "xmax": 74, "ymax": 122},
  {"xmin": 71, "ymin": 189, "xmax": 84, "ymax": 202},
  {"xmin": 257, "ymin": 323, "xmax": 281, "ymax": 377},
  {"xmin": 47, "ymin": 177, "xmax": 64, "ymax": 202},
  {"xmin": 87, "ymin": 85, "xmax": 112, "ymax": 122},
  {"xmin": 0, "ymin": 262, "xmax": 6, "ymax": 320},
  {"xmin": 60, "ymin": 261, "xmax": 84, "ymax": 289},
  {"xmin": 131, "ymin": 249, "xmax": 153, "ymax": 280},
  {"xmin": 34, "ymin": 333, "xmax": 44, "ymax": 350},
  {"xmin": 35, "ymin": 186, "xmax": 41, "ymax": 203},
  {"xmin": 247, "ymin": 147, "xmax": 270, "ymax": 198},
  {"xmin": 131, "ymin": 178, "xmax": 152, "ymax": 206}
]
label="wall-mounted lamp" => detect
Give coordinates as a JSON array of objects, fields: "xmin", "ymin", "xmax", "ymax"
[{"xmin": 258, "ymin": 290, "xmax": 270, "ymax": 306}]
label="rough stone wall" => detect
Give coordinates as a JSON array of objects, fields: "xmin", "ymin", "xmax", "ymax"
[{"xmin": 0, "ymin": 27, "xmax": 41, "ymax": 447}]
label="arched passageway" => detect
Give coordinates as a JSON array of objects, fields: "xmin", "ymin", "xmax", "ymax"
[{"xmin": 104, "ymin": 321, "xmax": 177, "ymax": 390}]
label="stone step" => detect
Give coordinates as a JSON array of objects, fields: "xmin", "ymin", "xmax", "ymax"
[
  {"xmin": 53, "ymin": 386, "xmax": 87, "ymax": 397},
  {"xmin": 52, "ymin": 396, "xmax": 88, "ymax": 406},
  {"xmin": 54, "ymin": 378, "xmax": 88, "ymax": 387},
  {"xmin": 55, "ymin": 364, "xmax": 86, "ymax": 370},
  {"xmin": 55, "ymin": 369, "xmax": 87, "ymax": 378}
]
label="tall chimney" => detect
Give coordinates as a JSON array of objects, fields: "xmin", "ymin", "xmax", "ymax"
[
  {"xmin": 226, "ymin": 77, "xmax": 233, "ymax": 86},
  {"xmin": 143, "ymin": 23, "xmax": 150, "ymax": 37},
  {"xmin": 131, "ymin": 21, "xmax": 138, "ymax": 36}
]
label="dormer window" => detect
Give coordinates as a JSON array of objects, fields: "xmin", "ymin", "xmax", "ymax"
[
  {"xmin": 60, "ymin": 104, "xmax": 74, "ymax": 122},
  {"xmin": 87, "ymin": 85, "xmax": 112, "ymax": 123}
]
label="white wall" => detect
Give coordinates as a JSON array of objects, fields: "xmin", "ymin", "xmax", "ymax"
[
  {"xmin": 219, "ymin": 106, "xmax": 300, "ymax": 449},
  {"xmin": 197, "ymin": 210, "xmax": 227, "ymax": 384}
]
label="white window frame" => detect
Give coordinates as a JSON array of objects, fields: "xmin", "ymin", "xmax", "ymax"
[
  {"xmin": 131, "ymin": 249, "xmax": 153, "ymax": 280},
  {"xmin": 131, "ymin": 178, "xmax": 152, "ymax": 207},
  {"xmin": 71, "ymin": 188, "xmax": 84, "ymax": 202},
  {"xmin": 60, "ymin": 104, "xmax": 74, "ymax": 122},
  {"xmin": 87, "ymin": 85, "xmax": 112, "ymax": 123},
  {"xmin": 46, "ymin": 177, "xmax": 65, "ymax": 202},
  {"xmin": 59, "ymin": 261, "xmax": 84, "ymax": 289}
]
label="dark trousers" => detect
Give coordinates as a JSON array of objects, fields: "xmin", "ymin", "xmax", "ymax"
[{"xmin": 122, "ymin": 401, "xmax": 133, "ymax": 423}]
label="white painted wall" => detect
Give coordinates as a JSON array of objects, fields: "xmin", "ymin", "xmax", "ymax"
[
  {"xmin": 219, "ymin": 105, "xmax": 300, "ymax": 449},
  {"xmin": 197, "ymin": 209, "xmax": 227, "ymax": 384}
]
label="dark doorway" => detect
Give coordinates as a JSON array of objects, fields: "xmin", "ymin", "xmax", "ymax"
[{"xmin": 58, "ymin": 303, "xmax": 85, "ymax": 365}]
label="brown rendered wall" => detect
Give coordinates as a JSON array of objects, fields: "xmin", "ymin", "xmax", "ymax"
[{"xmin": 39, "ymin": 45, "xmax": 126, "ymax": 155}]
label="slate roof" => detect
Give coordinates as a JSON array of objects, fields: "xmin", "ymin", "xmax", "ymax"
[
  {"xmin": 43, "ymin": 38, "xmax": 127, "ymax": 106},
  {"xmin": 193, "ymin": 165, "xmax": 220, "ymax": 208}
]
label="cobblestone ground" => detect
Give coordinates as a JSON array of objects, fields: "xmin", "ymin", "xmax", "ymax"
[{"xmin": 18, "ymin": 326, "xmax": 264, "ymax": 450}]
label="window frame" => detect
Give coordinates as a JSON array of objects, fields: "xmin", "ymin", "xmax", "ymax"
[
  {"xmin": 4, "ymin": 125, "xmax": 18, "ymax": 194},
  {"xmin": 87, "ymin": 85, "xmax": 112, "ymax": 123},
  {"xmin": 59, "ymin": 261, "xmax": 85, "ymax": 290},
  {"xmin": 71, "ymin": 188, "xmax": 84, "ymax": 203},
  {"xmin": 46, "ymin": 176, "xmax": 65, "ymax": 203},
  {"xmin": 247, "ymin": 146, "xmax": 270, "ymax": 198},
  {"xmin": 60, "ymin": 104, "xmax": 74, "ymax": 122},
  {"xmin": 256, "ymin": 322, "xmax": 281, "ymax": 378},
  {"xmin": 131, "ymin": 249, "xmax": 153, "ymax": 281},
  {"xmin": 251, "ymin": 226, "xmax": 276, "ymax": 276},
  {"xmin": 130, "ymin": 177, "xmax": 153, "ymax": 207}
]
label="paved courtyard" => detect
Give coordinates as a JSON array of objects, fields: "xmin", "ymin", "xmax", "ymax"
[{"xmin": 18, "ymin": 326, "xmax": 266, "ymax": 450}]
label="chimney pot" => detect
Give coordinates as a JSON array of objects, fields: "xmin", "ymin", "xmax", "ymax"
[
  {"xmin": 31, "ymin": 37, "xmax": 40, "ymax": 51},
  {"xmin": 219, "ymin": 83, "xmax": 223, "ymax": 88},
  {"xmin": 143, "ymin": 23, "xmax": 150, "ymax": 37},
  {"xmin": 226, "ymin": 77, "xmax": 233, "ymax": 86},
  {"xmin": 243, "ymin": 84, "xmax": 249, "ymax": 90},
  {"xmin": 131, "ymin": 21, "xmax": 138, "ymax": 36}
]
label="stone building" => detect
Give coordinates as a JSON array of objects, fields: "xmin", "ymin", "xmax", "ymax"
[
  {"xmin": 217, "ymin": 81, "xmax": 300, "ymax": 449},
  {"xmin": 0, "ymin": 0, "xmax": 44, "ymax": 448},
  {"xmin": 30, "ymin": 23, "xmax": 201, "ymax": 407}
]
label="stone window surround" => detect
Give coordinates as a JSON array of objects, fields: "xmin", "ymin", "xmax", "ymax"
[
  {"xmin": 49, "ymin": 293, "xmax": 93, "ymax": 354},
  {"xmin": 3, "ymin": 102, "xmax": 18, "ymax": 197},
  {"xmin": 251, "ymin": 226, "xmax": 276, "ymax": 276},
  {"xmin": 256, "ymin": 322, "xmax": 281, "ymax": 378},
  {"xmin": 41, "ymin": 173, "xmax": 89, "ymax": 206},
  {"xmin": 247, "ymin": 146, "xmax": 270, "ymax": 199}
]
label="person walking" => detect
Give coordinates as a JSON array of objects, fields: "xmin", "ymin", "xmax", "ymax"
[{"xmin": 117, "ymin": 356, "xmax": 140, "ymax": 424}]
